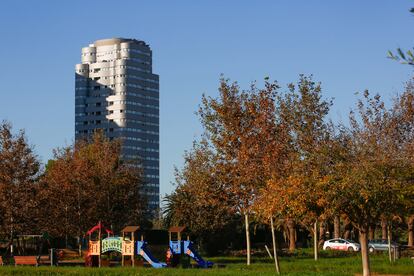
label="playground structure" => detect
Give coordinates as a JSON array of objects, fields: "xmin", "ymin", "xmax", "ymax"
[
  {"xmin": 85, "ymin": 223, "xmax": 212, "ymax": 268},
  {"xmin": 136, "ymin": 238, "xmax": 166, "ymax": 268},
  {"xmin": 85, "ymin": 221, "xmax": 114, "ymax": 267},
  {"xmin": 168, "ymin": 226, "xmax": 213, "ymax": 268},
  {"xmin": 121, "ymin": 226, "xmax": 138, "ymax": 267}
]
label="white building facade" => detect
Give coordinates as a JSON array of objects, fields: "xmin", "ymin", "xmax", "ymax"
[{"xmin": 75, "ymin": 38, "xmax": 160, "ymax": 212}]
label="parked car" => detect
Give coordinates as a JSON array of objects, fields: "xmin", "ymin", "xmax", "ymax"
[
  {"xmin": 323, "ymin": 238, "xmax": 360, "ymax": 251},
  {"xmin": 368, "ymin": 239, "xmax": 399, "ymax": 253}
]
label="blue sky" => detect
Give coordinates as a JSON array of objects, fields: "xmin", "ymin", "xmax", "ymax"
[{"xmin": 0, "ymin": 1, "xmax": 412, "ymax": 198}]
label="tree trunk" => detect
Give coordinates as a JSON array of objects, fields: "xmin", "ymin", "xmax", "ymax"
[
  {"xmin": 381, "ymin": 218, "xmax": 387, "ymax": 240},
  {"xmin": 9, "ymin": 237, "xmax": 14, "ymax": 257},
  {"xmin": 270, "ymin": 217, "xmax": 280, "ymax": 274},
  {"xmin": 78, "ymin": 236, "xmax": 82, "ymax": 257},
  {"xmin": 318, "ymin": 222, "xmax": 326, "ymax": 247},
  {"xmin": 388, "ymin": 224, "xmax": 392, "ymax": 263},
  {"xmin": 314, "ymin": 221, "xmax": 318, "ymax": 261},
  {"xmin": 368, "ymin": 225, "xmax": 375, "ymax": 241},
  {"xmin": 286, "ymin": 219, "xmax": 296, "ymax": 251},
  {"xmin": 344, "ymin": 218, "xmax": 352, "ymax": 240},
  {"xmin": 245, "ymin": 213, "xmax": 251, "ymax": 265},
  {"xmin": 359, "ymin": 228, "xmax": 371, "ymax": 276},
  {"xmin": 407, "ymin": 216, "xmax": 414, "ymax": 247},
  {"xmin": 344, "ymin": 230, "xmax": 351, "ymax": 239},
  {"xmin": 334, "ymin": 216, "xmax": 340, "ymax": 239}
]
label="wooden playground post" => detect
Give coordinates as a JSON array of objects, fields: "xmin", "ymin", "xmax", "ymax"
[
  {"xmin": 132, "ymin": 231, "xmax": 135, "ymax": 267},
  {"xmin": 168, "ymin": 226, "xmax": 187, "ymax": 261},
  {"xmin": 98, "ymin": 222, "xmax": 101, "ymax": 268},
  {"xmin": 86, "ymin": 222, "xmax": 114, "ymax": 267},
  {"xmin": 121, "ymin": 226, "xmax": 139, "ymax": 267},
  {"xmin": 121, "ymin": 231, "xmax": 124, "ymax": 267},
  {"xmin": 88, "ymin": 232, "xmax": 91, "ymax": 267}
]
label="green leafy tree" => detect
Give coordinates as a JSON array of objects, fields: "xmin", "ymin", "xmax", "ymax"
[
  {"xmin": 388, "ymin": 48, "xmax": 414, "ymax": 65},
  {"xmin": 388, "ymin": 8, "xmax": 414, "ymax": 65}
]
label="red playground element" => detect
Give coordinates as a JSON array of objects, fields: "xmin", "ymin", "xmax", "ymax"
[
  {"xmin": 86, "ymin": 222, "xmax": 113, "ymax": 236},
  {"xmin": 85, "ymin": 221, "xmax": 112, "ymax": 267}
]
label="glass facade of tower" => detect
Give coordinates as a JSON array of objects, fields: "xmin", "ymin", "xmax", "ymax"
[{"xmin": 75, "ymin": 38, "xmax": 159, "ymax": 212}]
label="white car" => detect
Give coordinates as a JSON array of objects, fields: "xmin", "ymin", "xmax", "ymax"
[{"xmin": 323, "ymin": 238, "xmax": 360, "ymax": 251}]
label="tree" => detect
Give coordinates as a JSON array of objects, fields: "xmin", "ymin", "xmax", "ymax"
[
  {"xmin": 387, "ymin": 7, "xmax": 414, "ymax": 247},
  {"xmin": 388, "ymin": 80, "xmax": 414, "ymax": 246},
  {"xmin": 163, "ymin": 140, "xmax": 235, "ymax": 238},
  {"xmin": 197, "ymin": 78, "xmax": 288, "ymax": 265},
  {"xmin": 388, "ymin": 8, "xmax": 414, "ymax": 65},
  {"xmin": 326, "ymin": 91, "xmax": 412, "ymax": 276},
  {"xmin": 0, "ymin": 121, "xmax": 40, "ymax": 244},
  {"xmin": 256, "ymin": 75, "xmax": 333, "ymax": 260},
  {"xmin": 39, "ymin": 132, "xmax": 146, "ymax": 243},
  {"xmin": 388, "ymin": 48, "xmax": 414, "ymax": 65}
]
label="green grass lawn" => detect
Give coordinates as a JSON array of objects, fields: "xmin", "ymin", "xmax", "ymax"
[{"xmin": 0, "ymin": 253, "xmax": 412, "ymax": 275}]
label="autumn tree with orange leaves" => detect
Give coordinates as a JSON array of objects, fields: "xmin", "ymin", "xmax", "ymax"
[
  {"xmin": 390, "ymin": 81, "xmax": 414, "ymax": 247},
  {"xmin": 168, "ymin": 75, "xmax": 414, "ymax": 275},
  {"xmin": 0, "ymin": 121, "xmax": 41, "ymax": 244},
  {"xmin": 255, "ymin": 76, "xmax": 333, "ymax": 263},
  {"xmin": 39, "ymin": 132, "xmax": 146, "ymax": 246},
  {"xmin": 163, "ymin": 140, "xmax": 237, "ymax": 254},
  {"xmin": 197, "ymin": 78, "xmax": 289, "ymax": 265},
  {"xmin": 323, "ymin": 90, "xmax": 414, "ymax": 276}
]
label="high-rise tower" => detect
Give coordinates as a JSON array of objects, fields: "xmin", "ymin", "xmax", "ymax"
[{"xmin": 75, "ymin": 38, "xmax": 159, "ymax": 212}]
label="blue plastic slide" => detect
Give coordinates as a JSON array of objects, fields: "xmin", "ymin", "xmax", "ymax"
[
  {"xmin": 183, "ymin": 240, "xmax": 214, "ymax": 268},
  {"xmin": 136, "ymin": 241, "xmax": 167, "ymax": 268}
]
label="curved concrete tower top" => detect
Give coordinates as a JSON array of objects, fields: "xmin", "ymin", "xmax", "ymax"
[{"xmin": 93, "ymin": 38, "xmax": 149, "ymax": 47}]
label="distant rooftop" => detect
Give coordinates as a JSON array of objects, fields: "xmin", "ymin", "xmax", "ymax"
[{"xmin": 93, "ymin": 38, "xmax": 148, "ymax": 47}]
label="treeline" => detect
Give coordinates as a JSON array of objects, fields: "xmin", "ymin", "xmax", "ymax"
[
  {"xmin": 0, "ymin": 127, "xmax": 147, "ymax": 247},
  {"xmin": 164, "ymin": 75, "xmax": 414, "ymax": 274}
]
